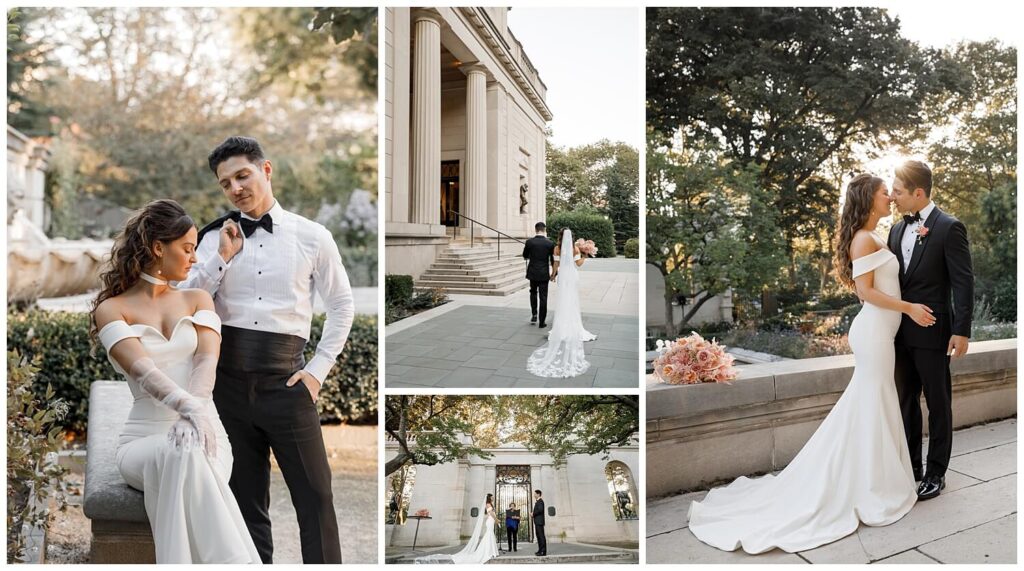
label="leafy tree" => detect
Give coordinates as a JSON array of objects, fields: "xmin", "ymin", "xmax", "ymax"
[
  {"xmin": 647, "ymin": 140, "xmax": 786, "ymax": 332},
  {"xmin": 647, "ymin": 7, "xmax": 962, "ymax": 281},
  {"xmin": 925, "ymin": 41, "xmax": 1016, "ymax": 320},
  {"xmin": 384, "ymin": 396, "xmax": 494, "ymax": 476},
  {"xmin": 499, "ymin": 395, "xmax": 639, "ymax": 464},
  {"xmin": 546, "ymin": 139, "xmax": 639, "ymax": 250},
  {"xmin": 7, "ymin": 8, "xmax": 58, "ymax": 135}
]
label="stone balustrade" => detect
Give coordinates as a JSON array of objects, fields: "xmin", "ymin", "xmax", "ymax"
[{"xmin": 646, "ymin": 338, "xmax": 1017, "ymax": 498}]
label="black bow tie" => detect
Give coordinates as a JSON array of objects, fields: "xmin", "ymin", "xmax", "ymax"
[
  {"xmin": 903, "ymin": 212, "xmax": 922, "ymax": 225},
  {"xmin": 240, "ymin": 214, "xmax": 273, "ymax": 237}
]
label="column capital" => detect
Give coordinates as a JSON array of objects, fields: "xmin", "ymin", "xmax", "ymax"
[
  {"xmin": 459, "ymin": 62, "xmax": 490, "ymax": 80},
  {"xmin": 411, "ymin": 8, "xmax": 443, "ymax": 26}
]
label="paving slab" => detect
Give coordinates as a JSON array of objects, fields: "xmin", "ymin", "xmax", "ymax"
[
  {"xmin": 947, "ymin": 442, "xmax": 1016, "ymax": 481},
  {"xmin": 873, "ymin": 550, "xmax": 938, "ymax": 564},
  {"xmin": 646, "ymin": 528, "xmax": 806, "ymax": 564},
  {"xmin": 386, "ymin": 306, "xmax": 639, "ymax": 388},
  {"xmin": 647, "ymin": 419, "xmax": 1018, "ymax": 565},
  {"xmin": 917, "ymin": 513, "xmax": 1016, "ymax": 564}
]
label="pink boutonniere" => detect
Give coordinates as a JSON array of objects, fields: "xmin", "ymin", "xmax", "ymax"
[{"xmin": 915, "ymin": 225, "xmax": 930, "ymax": 245}]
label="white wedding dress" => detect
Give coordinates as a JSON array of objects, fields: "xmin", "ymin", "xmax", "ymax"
[
  {"xmin": 98, "ymin": 310, "xmax": 261, "ymax": 564},
  {"xmin": 688, "ymin": 238, "xmax": 917, "ymax": 554},
  {"xmin": 527, "ymin": 228, "xmax": 597, "ymax": 377},
  {"xmin": 415, "ymin": 501, "xmax": 499, "ymax": 564}
]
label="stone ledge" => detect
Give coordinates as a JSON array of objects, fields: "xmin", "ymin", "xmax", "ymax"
[
  {"xmin": 83, "ymin": 381, "xmax": 148, "ymax": 523},
  {"xmin": 646, "ymin": 339, "xmax": 1017, "ymax": 497},
  {"xmin": 648, "ymin": 338, "xmax": 1016, "ymax": 421}
]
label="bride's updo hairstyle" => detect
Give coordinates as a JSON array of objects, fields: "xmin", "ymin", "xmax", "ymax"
[
  {"xmin": 89, "ymin": 199, "xmax": 195, "ymax": 339},
  {"xmin": 833, "ymin": 173, "xmax": 885, "ymax": 290},
  {"xmin": 486, "ymin": 493, "xmax": 494, "ymax": 506}
]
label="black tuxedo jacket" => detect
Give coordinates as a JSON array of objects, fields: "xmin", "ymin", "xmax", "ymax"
[
  {"xmin": 887, "ymin": 207, "xmax": 974, "ymax": 350},
  {"xmin": 523, "ymin": 235, "xmax": 555, "ymax": 282},
  {"xmin": 532, "ymin": 499, "xmax": 545, "ymax": 526}
]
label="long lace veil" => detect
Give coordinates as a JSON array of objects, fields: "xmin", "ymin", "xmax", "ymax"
[
  {"xmin": 526, "ymin": 228, "xmax": 593, "ymax": 377},
  {"xmin": 414, "ymin": 499, "xmax": 489, "ymax": 564}
]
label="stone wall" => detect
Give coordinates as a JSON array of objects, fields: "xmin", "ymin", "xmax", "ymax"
[
  {"xmin": 385, "ymin": 442, "xmax": 640, "ymax": 548},
  {"xmin": 646, "ymin": 339, "xmax": 1017, "ymax": 498}
]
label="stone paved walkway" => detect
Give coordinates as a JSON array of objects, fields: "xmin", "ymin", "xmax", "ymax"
[
  {"xmin": 386, "ymin": 258, "xmax": 639, "ymax": 389},
  {"xmin": 386, "ymin": 305, "xmax": 638, "ymax": 388},
  {"xmin": 646, "ymin": 418, "xmax": 1017, "ymax": 564},
  {"xmin": 387, "ymin": 540, "xmax": 638, "ymax": 564}
]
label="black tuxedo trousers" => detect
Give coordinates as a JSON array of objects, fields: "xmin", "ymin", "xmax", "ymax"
[{"xmin": 214, "ymin": 325, "xmax": 341, "ymax": 564}]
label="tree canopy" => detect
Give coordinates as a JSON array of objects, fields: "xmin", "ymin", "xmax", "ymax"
[{"xmin": 384, "ymin": 395, "xmax": 639, "ymax": 476}]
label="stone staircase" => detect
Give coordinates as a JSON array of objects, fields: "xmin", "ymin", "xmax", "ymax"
[{"xmin": 415, "ymin": 240, "xmax": 528, "ymax": 296}]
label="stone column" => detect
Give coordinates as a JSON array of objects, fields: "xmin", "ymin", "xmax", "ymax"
[
  {"xmin": 462, "ymin": 64, "xmax": 488, "ymax": 228},
  {"xmin": 410, "ymin": 10, "xmax": 442, "ymax": 225}
]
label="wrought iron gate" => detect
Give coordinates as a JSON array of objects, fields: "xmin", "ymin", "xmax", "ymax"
[{"xmin": 494, "ymin": 465, "xmax": 532, "ymax": 543}]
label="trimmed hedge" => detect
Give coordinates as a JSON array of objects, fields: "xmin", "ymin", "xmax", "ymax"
[
  {"xmin": 385, "ymin": 274, "xmax": 414, "ymax": 306},
  {"xmin": 7, "ymin": 309, "xmax": 378, "ymax": 434},
  {"xmin": 624, "ymin": 238, "xmax": 639, "ymax": 259},
  {"xmin": 547, "ymin": 211, "xmax": 616, "ymax": 258}
]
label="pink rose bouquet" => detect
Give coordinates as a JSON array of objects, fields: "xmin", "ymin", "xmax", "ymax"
[
  {"xmin": 653, "ymin": 332, "xmax": 739, "ymax": 385},
  {"xmin": 575, "ymin": 238, "xmax": 598, "ymax": 257},
  {"xmin": 414, "ymin": 508, "xmax": 430, "ymax": 517}
]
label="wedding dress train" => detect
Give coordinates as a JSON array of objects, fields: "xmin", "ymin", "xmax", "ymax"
[
  {"xmin": 527, "ymin": 228, "xmax": 596, "ymax": 378},
  {"xmin": 99, "ymin": 310, "xmax": 260, "ymax": 563},
  {"xmin": 415, "ymin": 501, "xmax": 499, "ymax": 564},
  {"xmin": 688, "ymin": 240, "xmax": 917, "ymax": 554}
]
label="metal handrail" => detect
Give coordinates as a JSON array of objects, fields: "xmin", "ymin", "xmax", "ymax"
[{"xmin": 448, "ymin": 209, "xmax": 525, "ymax": 260}]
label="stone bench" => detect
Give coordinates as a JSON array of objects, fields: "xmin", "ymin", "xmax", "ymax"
[
  {"xmin": 646, "ymin": 338, "xmax": 1018, "ymax": 497},
  {"xmin": 82, "ymin": 381, "xmax": 155, "ymax": 563}
]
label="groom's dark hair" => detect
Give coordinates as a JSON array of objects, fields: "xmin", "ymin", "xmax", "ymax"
[
  {"xmin": 208, "ymin": 136, "xmax": 266, "ymax": 174},
  {"xmin": 895, "ymin": 160, "xmax": 932, "ymax": 198},
  {"xmin": 535, "ymin": 222, "xmax": 546, "ymax": 232},
  {"xmin": 534, "ymin": 489, "xmax": 542, "ymax": 496}
]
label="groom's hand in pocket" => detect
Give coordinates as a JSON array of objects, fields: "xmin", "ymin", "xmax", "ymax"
[{"xmin": 286, "ymin": 370, "xmax": 320, "ymax": 402}]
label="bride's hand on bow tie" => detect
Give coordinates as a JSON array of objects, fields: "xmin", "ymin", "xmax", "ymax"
[
  {"xmin": 286, "ymin": 370, "xmax": 320, "ymax": 402},
  {"xmin": 218, "ymin": 220, "xmax": 244, "ymax": 262}
]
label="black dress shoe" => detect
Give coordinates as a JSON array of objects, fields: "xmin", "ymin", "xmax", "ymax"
[
  {"xmin": 538, "ymin": 322, "xmax": 547, "ymax": 328},
  {"xmin": 531, "ymin": 314, "xmax": 537, "ymax": 323},
  {"xmin": 535, "ymin": 551, "xmax": 541, "ymax": 556},
  {"xmin": 917, "ymin": 475, "xmax": 945, "ymax": 500}
]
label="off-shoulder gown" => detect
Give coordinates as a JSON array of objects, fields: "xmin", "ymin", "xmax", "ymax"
[
  {"xmin": 99, "ymin": 309, "xmax": 260, "ymax": 563},
  {"xmin": 688, "ymin": 239, "xmax": 917, "ymax": 554}
]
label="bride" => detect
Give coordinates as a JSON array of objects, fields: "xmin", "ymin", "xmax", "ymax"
[
  {"xmin": 91, "ymin": 199, "xmax": 260, "ymax": 563},
  {"xmin": 688, "ymin": 174, "xmax": 934, "ymax": 554},
  {"xmin": 415, "ymin": 494, "xmax": 499, "ymax": 564},
  {"xmin": 527, "ymin": 228, "xmax": 597, "ymax": 377}
]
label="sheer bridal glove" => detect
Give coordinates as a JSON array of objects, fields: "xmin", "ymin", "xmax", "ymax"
[{"xmin": 128, "ymin": 356, "xmax": 217, "ymax": 458}]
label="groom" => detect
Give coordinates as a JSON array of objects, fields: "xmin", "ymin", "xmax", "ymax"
[
  {"xmin": 523, "ymin": 222, "xmax": 556, "ymax": 328},
  {"xmin": 183, "ymin": 136, "xmax": 354, "ymax": 562},
  {"xmin": 532, "ymin": 490, "xmax": 546, "ymax": 556},
  {"xmin": 887, "ymin": 160, "xmax": 973, "ymax": 501}
]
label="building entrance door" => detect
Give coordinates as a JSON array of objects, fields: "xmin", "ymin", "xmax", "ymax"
[{"xmin": 495, "ymin": 465, "xmax": 533, "ymax": 543}]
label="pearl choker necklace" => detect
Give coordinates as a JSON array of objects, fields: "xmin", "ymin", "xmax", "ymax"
[{"xmin": 139, "ymin": 272, "xmax": 168, "ymax": 286}]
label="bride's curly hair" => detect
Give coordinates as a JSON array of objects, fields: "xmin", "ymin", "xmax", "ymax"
[
  {"xmin": 833, "ymin": 174, "xmax": 885, "ymax": 290},
  {"xmin": 89, "ymin": 199, "xmax": 195, "ymax": 340},
  {"xmin": 486, "ymin": 493, "xmax": 493, "ymax": 507}
]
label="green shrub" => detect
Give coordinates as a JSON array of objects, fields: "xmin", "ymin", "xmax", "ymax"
[
  {"xmin": 990, "ymin": 276, "xmax": 1016, "ymax": 323},
  {"xmin": 385, "ymin": 275, "xmax": 414, "ymax": 307},
  {"xmin": 547, "ymin": 211, "xmax": 616, "ymax": 258},
  {"xmin": 7, "ymin": 351, "xmax": 68, "ymax": 563},
  {"xmin": 309, "ymin": 313, "xmax": 378, "ymax": 424},
  {"xmin": 7, "ymin": 309, "xmax": 379, "ymax": 433},
  {"xmin": 6, "ymin": 310, "xmax": 113, "ymax": 435},
  {"xmin": 624, "ymin": 238, "xmax": 639, "ymax": 259}
]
